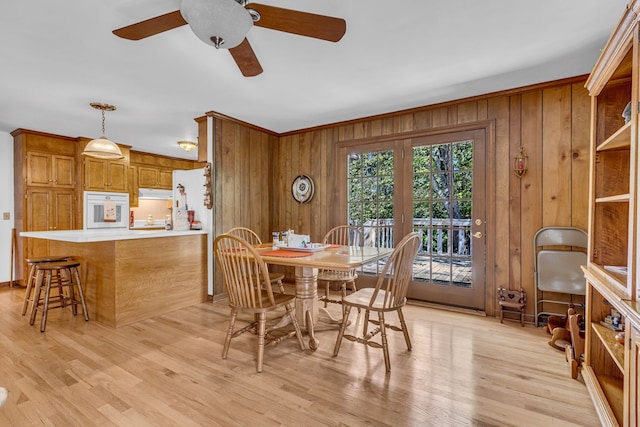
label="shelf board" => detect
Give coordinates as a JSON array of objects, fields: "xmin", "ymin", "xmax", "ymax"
[
  {"xmin": 583, "ymin": 264, "xmax": 629, "ymax": 297},
  {"xmin": 592, "ymin": 322, "xmax": 625, "ymax": 372},
  {"xmin": 595, "ymin": 194, "xmax": 630, "ymax": 203},
  {"xmin": 598, "ymin": 374, "xmax": 625, "ymax": 426},
  {"xmin": 597, "ymin": 122, "xmax": 631, "ymax": 151}
]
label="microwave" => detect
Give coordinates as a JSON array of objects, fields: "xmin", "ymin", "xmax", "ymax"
[{"xmin": 84, "ymin": 191, "xmax": 129, "ymax": 230}]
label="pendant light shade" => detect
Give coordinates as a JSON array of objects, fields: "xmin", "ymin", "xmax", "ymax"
[
  {"xmin": 83, "ymin": 103, "xmax": 124, "ymax": 159},
  {"xmin": 84, "ymin": 136, "xmax": 125, "ymax": 159}
]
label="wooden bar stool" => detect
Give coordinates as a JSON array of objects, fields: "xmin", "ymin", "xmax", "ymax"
[
  {"xmin": 21, "ymin": 256, "xmax": 72, "ymax": 316},
  {"xmin": 29, "ymin": 260, "xmax": 89, "ymax": 332}
]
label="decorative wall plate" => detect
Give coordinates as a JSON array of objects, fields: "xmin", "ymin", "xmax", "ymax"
[{"xmin": 292, "ymin": 174, "xmax": 314, "ymax": 203}]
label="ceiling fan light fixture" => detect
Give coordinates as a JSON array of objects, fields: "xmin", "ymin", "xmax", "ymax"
[
  {"xmin": 180, "ymin": 0, "xmax": 253, "ymax": 49},
  {"xmin": 83, "ymin": 103, "xmax": 124, "ymax": 159},
  {"xmin": 178, "ymin": 140, "xmax": 198, "ymax": 152}
]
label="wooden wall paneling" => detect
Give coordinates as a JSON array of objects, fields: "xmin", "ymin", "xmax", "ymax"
[
  {"xmin": 414, "ymin": 110, "xmax": 432, "ymax": 131},
  {"xmin": 477, "ymin": 99, "xmax": 489, "ymax": 120},
  {"xmin": 432, "ymin": 107, "xmax": 449, "ymax": 127},
  {"xmin": 309, "ymin": 131, "xmax": 324, "ymax": 241},
  {"xmin": 272, "ymin": 137, "xmax": 285, "ymax": 233},
  {"xmin": 298, "ymin": 132, "xmax": 312, "ymax": 236},
  {"xmin": 381, "ymin": 117, "xmax": 394, "ymax": 136},
  {"xmin": 508, "ymin": 95, "xmax": 523, "ymax": 294},
  {"xmin": 369, "ymin": 119, "xmax": 383, "ymax": 138},
  {"xmin": 541, "ymin": 86, "xmax": 576, "ymax": 312},
  {"xmin": 457, "ymin": 101, "xmax": 478, "ymax": 124},
  {"xmin": 290, "ymin": 134, "xmax": 300, "ymax": 233},
  {"xmin": 394, "ymin": 113, "xmax": 414, "ymax": 134},
  {"xmin": 520, "ymin": 90, "xmax": 544, "ymax": 312},
  {"xmin": 541, "ymin": 85, "xmax": 573, "ymax": 227},
  {"xmin": 570, "ymin": 82, "xmax": 592, "ymax": 232}
]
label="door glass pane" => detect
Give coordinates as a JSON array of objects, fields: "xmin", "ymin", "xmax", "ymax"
[
  {"xmin": 413, "ymin": 141, "xmax": 472, "ymax": 287},
  {"xmin": 347, "ymin": 151, "xmax": 395, "ymax": 275}
]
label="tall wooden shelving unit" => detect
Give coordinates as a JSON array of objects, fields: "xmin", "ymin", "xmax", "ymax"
[{"xmin": 582, "ymin": 2, "xmax": 640, "ymax": 426}]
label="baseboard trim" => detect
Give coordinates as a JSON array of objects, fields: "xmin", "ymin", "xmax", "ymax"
[{"xmin": 407, "ymin": 299, "xmax": 487, "ymax": 317}]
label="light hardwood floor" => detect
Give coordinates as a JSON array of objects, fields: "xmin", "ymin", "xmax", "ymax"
[{"xmin": 0, "ymin": 285, "xmax": 599, "ymax": 426}]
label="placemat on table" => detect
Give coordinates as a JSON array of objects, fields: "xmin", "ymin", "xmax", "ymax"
[{"xmin": 260, "ymin": 250, "xmax": 313, "ymax": 258}]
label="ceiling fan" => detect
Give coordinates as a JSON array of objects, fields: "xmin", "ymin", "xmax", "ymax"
[{"xmin": 112, "ymin": 0, "xmax": 346, "ymax": 77}]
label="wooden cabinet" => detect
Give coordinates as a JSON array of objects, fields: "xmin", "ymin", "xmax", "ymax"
[
  {"xmin": 128, "ymin": 165, "xmax": 139, "ymax": 207},
  {"xmin": 582, "ymin": 4, "xmax": 640, "ymax": 426},
  {"xmin": 26, "ymin": 152, "xmax": 75, "ymax": 188},
  {"xmin": 12, "ymin": 129, "xmax": 81, "ymax": 283},
  {"xmin": 83, "ymin": 157, "xmax": 129, "ymax": 192},
  {"xmin": 138, "ymin": 166, "xmax": 173, "ymax": 189}
]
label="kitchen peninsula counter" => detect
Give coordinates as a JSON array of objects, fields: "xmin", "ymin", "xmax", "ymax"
[{"xmin": 21, "ymin": 229, "xmax": 208, "ymax": 327}]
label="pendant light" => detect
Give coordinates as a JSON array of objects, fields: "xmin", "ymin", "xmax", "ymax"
[{"xmin": 82, "ymin": 102, "xmax": 124, "ymax": 159}]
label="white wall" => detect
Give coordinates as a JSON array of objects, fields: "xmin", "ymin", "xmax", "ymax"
[{"xmin": 0, "ymin": 132, "xmax": 14, "ymax": 283}]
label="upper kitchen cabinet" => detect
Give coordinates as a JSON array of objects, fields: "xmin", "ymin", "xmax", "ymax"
[
  {"xmin": 26, "ymin": 152, "xmax": 75, "ymax": 188},
  {"xmin": 130, "ymin": 150, "xmax": 205, "ymax": 191},
  {"xmin": 80, "ymin": 137, "xmax": 131, "ymax": 193},
  {"xmin": 13, "ymin": 129, "xmax": 79, "ymax": 188},
  {"xmin": 138, "ymin": 166, "xmax": 173, "ymax": 189}
]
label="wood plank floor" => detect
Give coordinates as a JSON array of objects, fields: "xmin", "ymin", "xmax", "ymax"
[{"xmin": 0, "ymin": 285, "xmax": 600, "ymax": 426}]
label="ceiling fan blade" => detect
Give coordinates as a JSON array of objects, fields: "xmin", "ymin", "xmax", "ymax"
[
  {"xmin": 248, "ymin": 4, "xmax": 346, "ymax": 42},
  {"xmin": 229, "ymin": 39, "xmax": 263, "ymax": 77},
  {"xmin": 113, "ymin": 10, "xmax": 187, "ymax": 40}
]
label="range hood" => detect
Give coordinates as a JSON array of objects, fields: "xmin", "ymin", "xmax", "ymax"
[{"xmin": 138, "ymin": 188, "xmax": 172, "ymax": 200}]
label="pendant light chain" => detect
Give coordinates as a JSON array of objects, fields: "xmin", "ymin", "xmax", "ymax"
[{"xmin": 101, "ymin": 109, "xmax": 106, "ymax": 135}]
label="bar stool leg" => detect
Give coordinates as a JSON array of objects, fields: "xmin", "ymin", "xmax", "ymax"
[
  {"xmin": 40, "ymin": 271, "xmax": 54, "ymax": 333},
  {"xmin": 21, "ymin": 263, "xmax": 37, "ymax": 316},
  {"xmin": 29, "ymin": 270, "xmax": 45, "ymax": 326},
  {"xmin": 71, "ymin": 267, "xmax": 89, "ymax": 321}
]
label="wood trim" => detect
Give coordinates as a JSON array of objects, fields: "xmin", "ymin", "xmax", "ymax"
[
  {"xmin": 205, "ymin": 110, "xmax": 279, "ymax": 136},
  {"xmin": 586, "ymin": 1, "xmax": 639, "ymax": 95},
  {"xmin": 334, "ymin": 120, "xmax": 496, "ymax": 149},
  {"xmin": 10, "ymin": 128, "xmax": 77, "ymax": 141}
]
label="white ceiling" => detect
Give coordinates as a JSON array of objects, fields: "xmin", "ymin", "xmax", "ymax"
[{"xmin": 0, "ymin": 0, "xmax": 628, "ymax": 159}]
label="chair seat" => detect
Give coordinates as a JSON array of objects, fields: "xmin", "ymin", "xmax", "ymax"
[
  {"xmin": 229, "ymin": 291, "xmax": 296, "ymax": 313},
  {"xmin": 499, "ymin": 301, "xmax": 525, "ymax": 309},
  {"xmin": 269, "ymin": 272, "xmax": 285, "ymax": 282},
  {"xmin": 343, "ymin": 288, "xmax": 402, "ymax": 311}
]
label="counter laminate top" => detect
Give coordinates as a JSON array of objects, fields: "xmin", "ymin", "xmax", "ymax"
[{"xmin": 20, "ymin": 228, "xmax": 208, "ymax": 243}]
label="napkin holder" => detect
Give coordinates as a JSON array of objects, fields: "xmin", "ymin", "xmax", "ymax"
[{"xmin": 288, "ymin": 233, "xmax": 311, "ymax": 248}]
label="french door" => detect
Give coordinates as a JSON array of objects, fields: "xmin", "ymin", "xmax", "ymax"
[{"xmin": 338, "ymin": 128, "xmax": 487, "ymax": 310}]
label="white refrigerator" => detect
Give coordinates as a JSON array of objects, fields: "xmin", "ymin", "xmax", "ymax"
[{"xmin": 172, "ymin": 168, "xmax": 208, "ymax": 231}]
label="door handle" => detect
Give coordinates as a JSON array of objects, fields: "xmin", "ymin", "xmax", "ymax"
[{"xmin": 472, "ymin": 231, "xmax": 483, "ymax": 239}]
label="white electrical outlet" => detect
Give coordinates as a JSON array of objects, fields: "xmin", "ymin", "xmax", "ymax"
[{"xmin": 2, "ymin": 212, "xmax": 9, "ymax": 220}]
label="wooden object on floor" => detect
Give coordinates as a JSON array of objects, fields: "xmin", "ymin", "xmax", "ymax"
[
  {"xmin": 565, "ymin": 309, "xmax": 585, "ymax": 379},
  {"xmin": 317, "ymin": 225, "xmax": 363, "ymax": 308},
  {"xmin": 226, "ymin": 226, "xmax": 285, "ymax": 293},
  {"xmin": 21, "ymin": 255, "xmax": 71, "ymax": 316},
  {"xmin": 497, "ymin": 287, "xmax": 526, "ymax": 326},
  {"xmin": 28, "ymin": 260, "xmax": 89, "ymax": 332},
  {"xmin": 213, "ymin": 233, "xmax": 305, "ymax": 373},
  {"xmin": 334, "ymin": 232, "xmax": 420, "ymax": 372}
]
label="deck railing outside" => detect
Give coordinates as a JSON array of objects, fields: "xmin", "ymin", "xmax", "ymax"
[{"xmin": 362, "ymin": 218, "xmax": 472, "ymax": 255}]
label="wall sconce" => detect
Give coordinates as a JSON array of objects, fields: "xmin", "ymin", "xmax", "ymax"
[
  {"xmin": 513, "ymin": 146, "xmax": 528, "ymax": 178},
  {"xmin": 178, "ymin": 140, "xmax": 198, "ymax": 152}
]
